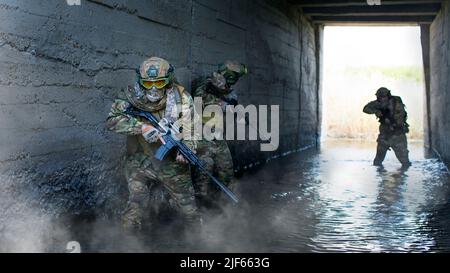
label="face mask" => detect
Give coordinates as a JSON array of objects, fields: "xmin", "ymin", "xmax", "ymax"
[
  {"xmin": 126, "ymin": 83, "xmax": 167, "ymax": 112},
  {"xmin": 145, "ymin": 86, "xmax": 166, "ymax": 102}
]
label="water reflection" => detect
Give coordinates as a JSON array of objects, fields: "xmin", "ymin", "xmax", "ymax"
[
  {"xmin": 262, "ymin": 140, "xmax": 450, "ymax": 252},
  {"xmin": 375, "ymin": 167, "xmax": 410, "ymax": 222},
  {"xmin": 376, "ymin": 166, "xmax": 408, "ymax": 210},
  {"xmin": 369, "ymin": 166, "xmax": 435, "ymax": 252},
  {"xmin": 70, "ymin": 140, "xmax": 450, "ymax": 253}
]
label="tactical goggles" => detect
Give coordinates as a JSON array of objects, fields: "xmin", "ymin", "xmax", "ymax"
[
  {"xmin": 222, "ymin": 71, "xmax": 240, "ymax": 83},
  {"xmin": 139, "ymin": 78, "xmax": 170, "ymax": 89},
  {"xmin": 222, "ymin": 66, "xmax": 248, "ymax": 81}
]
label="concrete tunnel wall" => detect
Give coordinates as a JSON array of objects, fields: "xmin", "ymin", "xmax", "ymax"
[
  {"xmin": 429, "ymin": 1, "xmax": 450, "ymax": 166},
  {"xmin": 0, "ymin": 0, "xmax": 320, "ymax": 227}
]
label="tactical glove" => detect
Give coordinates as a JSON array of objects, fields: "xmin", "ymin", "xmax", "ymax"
[{"xmin": 142, "ymin": 124, "xmax": 161, "ymax": 143}]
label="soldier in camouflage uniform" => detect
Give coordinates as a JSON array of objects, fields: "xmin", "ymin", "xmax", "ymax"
[
  {"xmin": 106, "ymin": 57, "xmax": 200, "ymax": 231},
  {"xmin": 363, "ymin": 87, "xmax": 412, "ymax": 168},
  {"xmin": 191, "ymin": 60, "xmax": 248, "ymax": 207}
]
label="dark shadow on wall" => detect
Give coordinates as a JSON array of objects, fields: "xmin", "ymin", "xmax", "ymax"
[{"xmin": 228, "ymin": 17, "xmax": 276, "ymax": 175}]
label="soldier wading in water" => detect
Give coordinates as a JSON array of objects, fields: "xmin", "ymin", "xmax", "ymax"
[{"xmin": 363, "ymin": 87, "xmax": 412, "ymax": 168}]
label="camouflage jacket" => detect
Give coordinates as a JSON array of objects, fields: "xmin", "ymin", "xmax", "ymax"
[
  {"xmin": 363, "ymin": 96, "xmax": 409, "ymax": 135},
  {"xmin": 106, "ymin": 84, "xmax": 198, "ymax": 158},
  {"xmin": 191, "ymin": 73, "xmax": 238, "ymax": 125}
]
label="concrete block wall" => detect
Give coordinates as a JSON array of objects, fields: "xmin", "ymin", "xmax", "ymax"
[
  {"xmin": 0, "ymin": 0, "xmax": 320, "ymax": 227},
  {"xmin": 430, "ymin": 1, "xmax": 450, "ymax": 165}
]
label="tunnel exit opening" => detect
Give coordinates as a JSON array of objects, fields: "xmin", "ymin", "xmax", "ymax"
[{"xmin": 320, "ymin": 26, "xmax": 426, "ymax": 144}]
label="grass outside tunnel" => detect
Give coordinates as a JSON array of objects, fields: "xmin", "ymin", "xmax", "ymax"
[{"xmin": 322, "ymin": 26, "xmax": 425, "ymax": 142}]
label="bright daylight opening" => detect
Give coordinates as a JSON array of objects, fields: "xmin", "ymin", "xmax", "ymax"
[{"xmin": 322, "ymin": 26, "xmax": 425, "ymax": 142}]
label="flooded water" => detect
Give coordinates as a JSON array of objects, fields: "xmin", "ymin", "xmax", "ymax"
[
  {"xmin": 72, "ymin": 140, "xmax": 450, "ymax": 253},
  {"xmin": 242, "ymin": 140, "xmax": 450, "ymax": 253}
]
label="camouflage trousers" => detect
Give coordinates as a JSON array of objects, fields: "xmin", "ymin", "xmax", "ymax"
[
  {"xmin": 122, "ymin": 153, "xmax": 199, "ymax": 231},
  {"xmin": 193, "ymin": 139, "xmax": 235, "ymax": 205},
  {"xmin": 374, "ymin": 133, "xmax": 411, "ymax": 166}
]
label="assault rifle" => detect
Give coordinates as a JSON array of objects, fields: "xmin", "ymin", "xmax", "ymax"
[{"xmin": 125, "ymin": 107, "xmax": 239, "ymax": 203}]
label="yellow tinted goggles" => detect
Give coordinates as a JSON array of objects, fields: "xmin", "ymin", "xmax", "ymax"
[{"xmin": 140, "ymin": 78, "xmax": 170, "ymax": 89}]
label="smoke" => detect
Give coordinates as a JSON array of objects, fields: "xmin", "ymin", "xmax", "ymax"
[
  {"xmin": 183, "ymin": 200, "xmax": 256, "ymax": 252},
  {"xmin": 0, "ymin": 194, "xmax": 149, "ymax": 253},
  {"xmin": 0, "ymin": 169, "xmax": 295, "ymax": 253},
  {"xmin": 0, "ymin": 168, "xmax": 119, "ymax": 253},
  {"xmin": 0, "ymin": 188, "xmax": 71, "ymax": 253},
  {"xmin": 71, "ymin": 184, "xmax": 270, "ymax": 253},
  {"xmin": 0, "ymin": 214, "xmax": 69, "ymax": 253}
]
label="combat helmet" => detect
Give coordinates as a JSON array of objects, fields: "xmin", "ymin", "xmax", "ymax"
[
  {"xmin": 218, "ymin": 60, "xmax": 248, "ymax": 85},
  {"xmin": 138, "ymin": 57, "xmax": 175, "ymax": 90},
  {"xmin": 126, "ymin": 57, "xmax": 175, "ymax": 111},
  {"xmin": 375, "ymin": 87, "xmax": 391, "ymax": 98}
]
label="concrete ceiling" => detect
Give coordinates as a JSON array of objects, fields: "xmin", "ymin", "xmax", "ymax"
[{"xmin": 289, "ymin": 0, "xmax": 444, "ymax": 24}]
